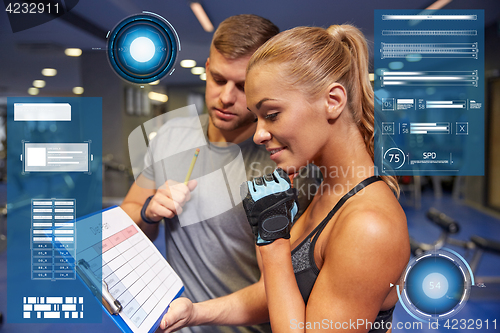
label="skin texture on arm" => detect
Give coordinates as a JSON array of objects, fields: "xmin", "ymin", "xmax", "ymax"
[
  {"xmin": 160, "ymin": 245, "xmax": 269, "ymax": 332},
  {"xmin": 258, "ymin": 199, "xmax": 409, "ymax": 333},
  {"xmin": 259, "ymin": 239, "xmax": 304, "ymax": 331},
  {"xmin": 160, "ymin": 278, "xmax": 269, "ymax": 332}
]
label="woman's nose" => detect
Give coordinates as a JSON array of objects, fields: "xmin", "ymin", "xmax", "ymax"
[{"xmin": 253, "ymin": 121, "xmax": 272, "ymax": 145}]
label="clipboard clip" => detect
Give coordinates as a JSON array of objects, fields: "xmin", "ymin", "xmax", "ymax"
[{"xmin": 76, "ymin": 259, "xmax": 123, "ymax": 315}]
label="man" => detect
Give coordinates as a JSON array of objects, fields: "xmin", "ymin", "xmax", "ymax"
[{"xmin": 121, "ymin": 15, "xmax": 280, "ymax": 333}]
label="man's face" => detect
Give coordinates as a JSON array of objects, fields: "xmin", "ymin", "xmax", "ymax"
[{"xmin": 205, "ymin": 47, "xmax": 256, "ymax": 132}]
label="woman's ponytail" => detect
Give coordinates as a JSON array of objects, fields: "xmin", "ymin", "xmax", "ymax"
[{"xmin": 327, "ymin": 25, "xmax": 400, "ymax": 197}]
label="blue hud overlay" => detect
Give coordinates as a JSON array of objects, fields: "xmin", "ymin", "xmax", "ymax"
[
  {"xmin": 7, "ymin": 97, "xmax": 103, "ymax": 323},
  {"xmin": 374, "ymin": 10, "xmax": 484, "ymax": 176}
]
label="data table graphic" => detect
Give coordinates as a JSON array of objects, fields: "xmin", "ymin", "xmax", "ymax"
[
  {"xmin": 31, "ymin": 199, "xmax": 76, "ymax": 281},
  {"xmin": 374, "ymin": 10, "xmax": 484, "ymax": 176}
]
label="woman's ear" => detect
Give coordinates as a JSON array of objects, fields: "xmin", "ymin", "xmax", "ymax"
[{"xmin": 325, "ymin": 83, "xmax": 347, "ymax": 122}]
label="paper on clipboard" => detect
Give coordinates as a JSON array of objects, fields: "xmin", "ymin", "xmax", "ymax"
[{"xmin": 72, "ymin": 206, "xmax": 184, "ymax": 333}]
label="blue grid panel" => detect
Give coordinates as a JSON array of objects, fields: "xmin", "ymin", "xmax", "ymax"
[
  {"xmin": 7, "ymin": 97, "xmax": 102, "ymax": 323},
  {"xmin": 374, "ymin": 10, "xmax": 484, "ymax": 176}
]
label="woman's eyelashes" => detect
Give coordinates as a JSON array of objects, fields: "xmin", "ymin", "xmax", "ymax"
[{"xmin": 264, "ymin": 112, "xmax": 279, "ymax": 121}]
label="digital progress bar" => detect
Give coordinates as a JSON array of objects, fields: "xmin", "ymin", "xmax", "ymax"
[
  {"xmin": 410, "ymin": 122, "xmax": 450, "ymax": 134},
  {"xmin": 382, "ymin": 30, "xmax": 477, "ymax": 36},
  {"xmin": 426, "ymin": 101, "xmax": 466, "ymax": 109},
  {"xmin": 381, "ymin": 43, "xmax": 478, "ymax": 59},
  {"xmin": 381, "ymin": 70, "xmax": 478, "ymax": 87}
]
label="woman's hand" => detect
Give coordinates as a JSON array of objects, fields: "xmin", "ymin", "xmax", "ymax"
[
  {"xmin": 159, "ymin": 297, "xmax": 196, "ymax": 332},
  {"xmin": 241, "ymin": 168, "xmax": 298, "ymax": 246}
]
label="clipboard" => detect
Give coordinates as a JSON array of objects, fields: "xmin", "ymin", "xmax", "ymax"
[{"xmin": 55, "ymin": 206, "xmax": 184, "ymax": 333}]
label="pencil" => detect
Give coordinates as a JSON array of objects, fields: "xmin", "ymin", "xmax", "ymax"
[{"xmin": 184, "ymin": 148, "xmax": 200, "ymax": 185}]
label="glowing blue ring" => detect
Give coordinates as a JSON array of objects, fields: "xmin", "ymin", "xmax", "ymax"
[
  {"xmin": 107, "ymin": 13, "xmax": 179, "ymax": 83},
  {"xmin": 398, "ymin": 248, "xmax": 473, "ymax": 322}
]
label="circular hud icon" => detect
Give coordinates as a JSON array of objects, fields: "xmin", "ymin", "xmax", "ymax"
[
  {"xmin": 398, "ymin": 248, "xmax": 474, "ymax": 322},
  {"xmin": 107, "ymin": 12, "xmax": 180, "ymax": 84}
]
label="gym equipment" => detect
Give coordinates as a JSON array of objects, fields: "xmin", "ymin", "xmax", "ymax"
[
  {"xmin": 409, "ymin": 207, "xmax": 468, "ymax": 256},
  {"xmin": 468, "ymin": 235, "xmax": 500, "ymax": 284},
  {"xmin": 410, "ymin": 208, "xmax": 500, "ymax": 284}
]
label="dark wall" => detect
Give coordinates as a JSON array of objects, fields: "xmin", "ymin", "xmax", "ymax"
[{"xmin": 465, "ymin": 19, "xmax": 500, "ymax": 210}]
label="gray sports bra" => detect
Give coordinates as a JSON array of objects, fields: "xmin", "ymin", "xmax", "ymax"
[{"xmin": 291, "ymin": 176, "xmax": 394, "ymax": 333}]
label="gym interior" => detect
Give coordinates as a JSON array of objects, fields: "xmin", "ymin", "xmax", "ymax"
[{"xmin": 1, "ymin": 0, "xmax": 500, "ymax": 332}]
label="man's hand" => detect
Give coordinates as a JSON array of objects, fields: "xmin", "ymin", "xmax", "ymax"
[
  {"xmin": 241, "ymin": 168, "xmax": 298, "ymax": 246},
  {"xmin": 159, "ymin": 297, "xmax": 196, "ymax": 332},
  {"xmin": 145, "ymin": 179, "xmax": 198, "ymax": 222}
]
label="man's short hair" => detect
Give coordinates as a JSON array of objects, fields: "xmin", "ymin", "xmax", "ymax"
[{"xmin": 211, "ymin": 14, "xmax": 279, "ymax": 59}]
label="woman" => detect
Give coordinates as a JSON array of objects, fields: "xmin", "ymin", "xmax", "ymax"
[{"xmin": 161, "ymin": 25, "xmax": 409, "ymax": 333}]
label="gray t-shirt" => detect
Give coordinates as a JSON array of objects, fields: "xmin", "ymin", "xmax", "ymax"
[{"xmin": 142, "ymin": 114, "xmax": 275, "ymax": 333}]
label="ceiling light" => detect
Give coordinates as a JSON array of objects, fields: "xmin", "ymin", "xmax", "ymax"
[
  {"xmin": 369, "ymin": 73, "xmax": 374, "ymax": 82},
  {"xmin": 28, "ymin": 87, "xmax": 39, "ymax": 95},
  {"xmin": 426, "ymin": 0, "xmax": 452, "ymax": 10},
  {"xmin": 180, "ymin": 59, "xmax": 197, "ymax": 68},
  {"xmin": 42, "ymin": 68, "xmax": 57, "ymax": 76},
  {"xmin": 149, "ymin": 80, "xmax": 160, "ymax": 85},
  {"xmin": 64, "ymin": 48, "xmax": 82, "ymax": 57},
  {"xmin": 190, "ymin": 2, "xmax": 214, "ymax": 32},
  {"xmin": 148, "ymin": 92, "xmax": 168, "ymax": 103},
  {"xmin": 33, "ymin": 80, "xmax": 46, "ymax": 88},
  {"xmin": 73, "ymin": 87, "xmax": 84, "ymax": 95},
  {"xmin": 148, "ymin": 132, "xmax": 157, "ymax": 141},
  {"xmin": 191, "ymin": 67, "xmax": 205, "ymax": 75},
  {"xmin": 200, "ymin": 73, "xmax": 206, "ymax": 81}
]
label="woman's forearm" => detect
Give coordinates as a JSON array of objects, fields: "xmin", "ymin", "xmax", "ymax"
[
  {"xmin": 192, "ymin": 280, "xmax": 270, "ymax": 326},
  {"xmin": 161, "ymin": 280, "xmax": 269, "ymax": 332},
  {"xmin": 259, "ymin": 239, "xmax": 306, "ymax": 333}
]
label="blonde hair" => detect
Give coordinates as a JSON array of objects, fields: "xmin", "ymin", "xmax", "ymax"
[
  {"xmin": 211, "ymin": 14, "xmax": 279, "ymax": 59},
  {"xmin": 247, "ymin": 25, "xmax": 400, "ymax": 197}
]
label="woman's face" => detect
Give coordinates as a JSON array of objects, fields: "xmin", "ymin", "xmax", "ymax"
[{"xmin": 246, "ymin": 64, "xmax": 332, "ymax": 175}]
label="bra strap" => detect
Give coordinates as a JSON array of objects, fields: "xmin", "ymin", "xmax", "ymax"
[
  {"xmin": 291, "ymin": 176, "xmax": 382, "ymax": 256},
  {"xmin": 310, "ymin": 175, "xmax": 382, "ymax": 247}
]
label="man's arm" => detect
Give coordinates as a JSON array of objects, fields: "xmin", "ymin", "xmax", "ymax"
[{"xmin": 121, "ymin": 175, "xmax": 159, "ymax": 241}]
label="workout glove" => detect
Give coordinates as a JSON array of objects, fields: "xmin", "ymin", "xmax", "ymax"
[{"xmin": 240, "ymin": 168, "xmax": 299, "ymax": 246}]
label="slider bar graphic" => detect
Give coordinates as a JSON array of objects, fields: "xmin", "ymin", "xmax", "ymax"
[
  {"xmin": 381, "ymin": 70, "xmax": 478, "ymax": 87},
  {"xmin": 382, "ymin": 30, "xmax": 477, "ymax": 36},
  {"xmin": 426, "ymin": 101, "xmax": 466, "ymax": 109},
  {"xmin": 382, "ymin": 15, "xmax": 477, "ymax": 21},
  {"xmin": 410, "ymin": 123, "xmax": 450, "ymax": 135},
  {"xmin": 381, "ymin": 43, "xmax": 478, "ymax": 59}
]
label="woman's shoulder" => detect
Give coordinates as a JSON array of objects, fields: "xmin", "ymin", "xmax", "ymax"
[{"xmin": 346, "ymin": 179, "xmax": 405, "ymax": 221}]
